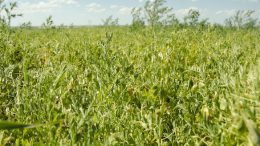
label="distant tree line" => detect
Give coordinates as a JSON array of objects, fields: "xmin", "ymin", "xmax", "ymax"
[
  {"xmin": 128, "ymin": 0, "xmax": 259, "ymax": 29},
  {"xmin": 224, "ymin": 10, "xmax": 258, "ymax": 29}
]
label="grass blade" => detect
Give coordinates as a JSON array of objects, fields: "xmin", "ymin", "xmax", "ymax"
[{"xmin": 0, "ymin": 121, "xmax": 35, "ymax": 130}]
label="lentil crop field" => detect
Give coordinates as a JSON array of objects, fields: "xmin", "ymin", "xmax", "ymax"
[{"xmin": 0, "ymin": 26, "xmax": 260, "ymax": 145}]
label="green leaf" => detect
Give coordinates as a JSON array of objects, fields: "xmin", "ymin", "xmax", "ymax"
[{"xmin": 0, "ymin": 121, "xmax": 33, "ymax": 130}]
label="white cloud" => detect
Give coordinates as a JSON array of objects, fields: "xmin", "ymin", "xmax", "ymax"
[
  {"xmin": 110, "ymin": 5, "xmax": 120, "ymax": 9},
  {"xmin": 15, "ymin": 0, "xmax": 78, "ymax": 13},
  {"xmin": 137, "ymin": 0, "xmax": 145, "ymax": 2},
  {"xmin": 232, "ymin": 0, "xmax": 258, "ymax": 2},
  {"xmin": 175, "ymin": 7, "xmax": 199, "ymax": 15},
  {"xmin": 48, "ymin": 0, "xmax": 78, "ymax": 5},
  {"xmin": 175, "ymin": 0, "xmax": 199, "ymax": 2},
  {"xmin": 15, "ymin": 2, "xmax": 58, "ymax": 13},
  {"xmin": 174, "ymin": 7, "xmax": 209, "ymax": 21},
  {"xmin": 130, "ymin": 0, "xmax": 146, "ymax": 3},
  {"xmin": 86, "ymin": 3, "xmax": 106, "ymax": 13},
  {"xmin": 109, "ymin": 5, "xmax": 133, "ymax": 15},
  {"xmin": 216, "ymin": 9, "xmax": 260, "ymax": 18},
  {"xmin": 216, "ymin": 9, "xmax": 237, "ymax": 16},
  {"xmin": 119, "ymin": 7, "xmax": 132, "ymax": 15}
]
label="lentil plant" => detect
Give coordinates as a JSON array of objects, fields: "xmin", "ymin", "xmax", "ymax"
[{"xmin": 0, "ymin": 26, "xmax": 260, "ymax": 145}]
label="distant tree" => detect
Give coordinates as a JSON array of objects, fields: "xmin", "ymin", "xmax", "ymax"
[
  {"xmin": 225, "ymin": 10, "xmax": 258, "ymax": 29},
  {"xmin": 162, "ymin": 13, "xmax": 179, "ymax": 26},
  {"xmin": 184, "ymin": 9, "xmax": 200, "ymax": 26},
  {"xmin": 59, "ymin": 23, "xmax": 65, "ymax": 28},
  {"xmin": 42, "ymin": 15, "xmax": 55, "ymax": 29},
  {"xmin": 0, "ymin": 1, "xmax": 22, "ymax": 27},
  {"xmin": 131, "ymin": 7, "xmax": 145, "ymax": 29},
  {"xmin": 5, "ymin": 2, "xmax": 22, "ymax": 26},
  {"xmin": 183, "ymin": 9, "xmax": 209, "ymax": 27},
  {"xmin": 143, "ymin": 0, "xmax": 176, "ymax": 27},
  {"xmin": 102, "ymin": 16, "xmax": 119, "ymax": 26},
  {"xmin": 199, "ymin": 18, "xmax": 209, "ymax": 27},
  {"xmin": 70, "ymin": 23, "xmax": 74, "ymax": 28},
  {"xmin": 20, "ymin": 21, "xmax": 32, "ymax": 29},
  {"xmin": 211, "ymin": 23, "xmax": 224, "ymax": 29},
  {"xmin": 0, "ymin": 0, "xmax": 22, "ymax": 37}
]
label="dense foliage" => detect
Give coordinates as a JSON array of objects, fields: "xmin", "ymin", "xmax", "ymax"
[
  {"xmin": 0, "ymin": 26, "xmax": 259, "ymax": 145},
  {"xmin": 1, "ymin": 0, "xmax": 260, "ymax": 145}
]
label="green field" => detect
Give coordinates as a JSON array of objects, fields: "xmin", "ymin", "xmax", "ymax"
[{"xmin": 0, "ymin": 26, "xmax": 260, "ymax": 145}]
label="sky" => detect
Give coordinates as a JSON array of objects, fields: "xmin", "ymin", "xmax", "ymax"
[{"xmin": 3, "ymin": 0, "xmax": 260, "ymax": 26}]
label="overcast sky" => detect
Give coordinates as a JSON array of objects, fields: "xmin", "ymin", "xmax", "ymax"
[{"xmin": 4, "ymin": 0, "xmax": 260, "ymax": 26}]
